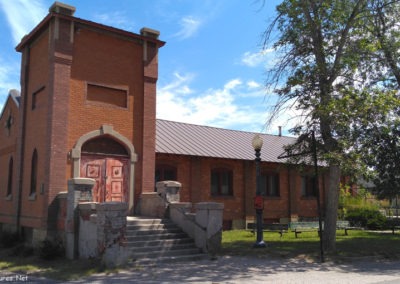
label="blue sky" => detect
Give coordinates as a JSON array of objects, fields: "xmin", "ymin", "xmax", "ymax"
[{"xmin": 0, "ymin": 0, "xmax": 297, "ymax": 135}]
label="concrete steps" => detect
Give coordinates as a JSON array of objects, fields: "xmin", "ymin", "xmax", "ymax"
[{"xmin": 126, "ymin": 217, "xmax": 207, "ymax": 265}]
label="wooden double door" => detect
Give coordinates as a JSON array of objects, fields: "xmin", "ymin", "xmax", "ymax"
[{"xmin": 80, "ymin": 154, "xmax": 129, "ymax": 203}]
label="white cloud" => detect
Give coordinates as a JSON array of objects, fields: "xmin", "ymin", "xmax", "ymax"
[
  {"xmin": 93, "ymin": 11, "xmax": 135, "ymax": 32},
  {"xmin": 224, "ymin": 78, "xmax": 242, "ymax": 90},
  {"xmin": 240, "ymin": 48, "xmax": 277, "ymax": 68},
  {"xmin": 263, "ymin": 98, "xmax": 309, "ymax": 136},
  {"xmin": 241, "ymin": 51, "xmax": 264, "ymax": 67},
  {"xmin": 0, "ymin": 56, "xmax": 20, "ymax": 112},
  {"xmin": 173, "ymin": 16, "xmax": 202, "ymax": 39},
  {"xmin": 157, "ymin": 73, "xmax": 269, "ymax": 131},
  {"xmin": 0, "ymin": 0, "xmax": 46, "ymax": 44},
  {"xmin": 247, "ymin": 80, "xmax": 261, "ymax": 89}
]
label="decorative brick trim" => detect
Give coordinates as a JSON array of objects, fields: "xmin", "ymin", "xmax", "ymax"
[{"xmin": 71, "ymin": 125, "xmax": 137, "ymax": 213}]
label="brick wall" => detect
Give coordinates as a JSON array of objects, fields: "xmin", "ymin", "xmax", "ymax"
[
  {"xmin": 0, "ymin": 96, "xmax": 19, "ymax": 226},
  {"xmin": 10, "ymin": 10, "xmax": 162, "ymax": 235},
  {"xmin": 156, "ymin": 153, "xmax": 326, "ymax": 228},
  {"xmin": 19, "ymin": 28, "xmax": 50, "ymax": 229}
]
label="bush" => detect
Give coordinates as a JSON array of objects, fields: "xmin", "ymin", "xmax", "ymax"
[
  {"xmin": 39, "ymin": 239, "xmax": 64, "ymax": 260},
  {"xmin": 345, "ymin": 208, "xmax": 387, "ymax": 229},
  {"xmin": 0, "ymin": 231, "xmax": 21, "ymax": 248},
  {"xmin": 9, "ymin": 244, "xmax": 34, "ymax": 257}
]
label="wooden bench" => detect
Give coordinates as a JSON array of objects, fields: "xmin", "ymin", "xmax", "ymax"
[
  {"xmin": 336, "ymin": 220, "xmax": 362, "ymax": 235},
  {"xmin": 290, "ymin": 221, "xmax": 322, "ymax": 238},
  {"xmin": 247, "ymin": 222, "xmax": 289, "ymax": 237},
  {"xmin": 391, "ymin": 226, "xmax": 400, "ymax": 234},
  {"xmin": 386, "ymin": 219, "xmax": 400, "ymax": 235},
  {"xmin": 290, "ymin": 220, "xmax": 357, "ymax": 238}
]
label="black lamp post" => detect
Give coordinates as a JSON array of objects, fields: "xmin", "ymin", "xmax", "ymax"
[{"xmin": 252, "ymin": 134, "xmax": 266, "ymax": 248}]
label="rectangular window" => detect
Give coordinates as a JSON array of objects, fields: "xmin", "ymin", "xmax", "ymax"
[
  {"xmin": 87, "ymin": 83, "xmax": 128, "ymax": 108},
  {"xmin": 155, "ymin": 165, "xmax": 177, "ymax": 192},
  {"xmin": 211, "ymin": 169, "xmax": 233, "ymax": 196},
  {"xmin": 155, "ymin": 165, "xmax": 177, "ymax": 182},
  {"xmin": 32, "ymin": 86, "xmax": 45, "ymax": 110},
  {"xmin": 301, "ymin": 176, "xmax": 317, "ymax": 197},
  {"xmin": 260, "ymin": 173, "xmax": 280, "ymax": 197}
]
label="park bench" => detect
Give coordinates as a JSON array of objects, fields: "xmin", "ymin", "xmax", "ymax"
[
  {"xmin": 386, "ymin": 219, "xmax": 400, "ymax": 235},
  {"xmin": 336, "ymin": 220, "xmax": 362, "ymax": 235},
  {"xmin": 290, "ymin": 220, "xmax": 356, "ymax": 238},
  {"xmin": 289, "ymin": 221, "xmax": 322, "ymax": 238},
  {"xmin": 246, "ymin": 222, "xmax": 289, "ymax": 237}
]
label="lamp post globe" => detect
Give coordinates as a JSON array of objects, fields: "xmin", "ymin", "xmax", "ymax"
[
  {"xmin": 252, "ymin": 134, "xmax": 263, "ymax": 151},
  {"xmin": 252, "ymin": 134, "xmax": 266, "ymax": 248}
]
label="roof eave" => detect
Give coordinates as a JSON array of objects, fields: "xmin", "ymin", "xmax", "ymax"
[
  {"xmin": 16, "ymin": 12, "xmax": 166, "ymax": 52},
  {"xmin": 0, "ymin": 91, "xmax": 20, "ymax": 120}
]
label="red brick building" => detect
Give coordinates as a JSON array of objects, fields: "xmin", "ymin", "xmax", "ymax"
[
  {"xmin": 0, "ymin": 2, "xmax": 326, "ymax": 243},
  {"xmin": 155, "ymin": 119, "xmax": 326, "ymax": 229}
]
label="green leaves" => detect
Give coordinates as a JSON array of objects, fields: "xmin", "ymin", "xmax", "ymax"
[
  {"xmin": 265, "ymin": 0, "xmax": 400, "ymax": 174},
  {"xmin": 264, "ymin": 0, "xmax": 400, "ymax": 250}
]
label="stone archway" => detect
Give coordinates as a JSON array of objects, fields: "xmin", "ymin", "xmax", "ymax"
[{"xmin": 71, "ymin": 125, "xmax": 137, "ymax": 213}]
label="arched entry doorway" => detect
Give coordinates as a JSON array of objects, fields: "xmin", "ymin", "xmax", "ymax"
[
  {"xmin": 71, "ymin": 125, "xmax": 137, "ymax": 213},
  {"xmin": 81, "ymin": 136, "xmax": 129, "ymax": 202}
]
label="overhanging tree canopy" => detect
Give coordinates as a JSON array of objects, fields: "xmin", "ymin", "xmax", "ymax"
[{"xmin": 263, "ymin": 0, "xmax": 400, "ymax": 252}]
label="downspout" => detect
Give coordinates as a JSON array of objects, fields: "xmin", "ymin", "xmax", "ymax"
[
  {"xmin": 287, "ymin": 166, "xmax": 292, "ymax": 221},
  {"xmin": 243, "ymin": 160, "xmax": 248, "ymax": 225},
  {"xmin": 16, "ymin": 46, "xmax": 30, "ymax": 236}
]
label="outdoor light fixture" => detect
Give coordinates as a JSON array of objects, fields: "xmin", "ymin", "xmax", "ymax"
[
  {"xmin": 252, "ymin": 134, "xmax": 263, "ymax": 151},
  {"xmin": 252, "ymin": 134, "xmax": 266, "ymax": 248}
]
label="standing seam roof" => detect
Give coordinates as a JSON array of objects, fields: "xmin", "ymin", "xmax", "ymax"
[{"xmin": 156, "ymin": 119, "xmax": 297, "ymax": 163}]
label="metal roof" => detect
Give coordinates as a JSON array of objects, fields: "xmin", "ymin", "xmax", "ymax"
[{"xmin": 156, "ymin": 119, "xmax": 297, "ymax": 163}]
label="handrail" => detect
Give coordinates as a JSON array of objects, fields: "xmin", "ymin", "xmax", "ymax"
[{"xmin": 162, "ymin": 196, "xmax": 207, "ymax": 232}]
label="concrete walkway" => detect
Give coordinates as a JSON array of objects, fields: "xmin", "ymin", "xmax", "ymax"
[{"xmin": 62, "ymin": 255, "xmax": 400, "ymax": 284}]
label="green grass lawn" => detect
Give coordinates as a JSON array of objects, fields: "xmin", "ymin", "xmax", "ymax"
[
  {"xmin": 0, "ymin": 246, "xmax": 107, "ymax": 281},
  {"xmin": 221, "ymin": 229, "xmax": 400, "ymax": 261},
  {"xmin": 0, "ymin": 229, "xmax": 399, "ymax": 281}
]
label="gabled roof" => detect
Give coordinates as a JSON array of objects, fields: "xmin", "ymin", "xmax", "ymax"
[
  {"xmin": 156, "ymin": 119, "xmax": 297, "ymax": 163},
  {"xmin": 0, "ymin": 89, "xmax": 20, "ymax": 120}
]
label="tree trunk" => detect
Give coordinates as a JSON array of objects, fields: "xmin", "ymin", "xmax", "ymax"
[{"xmin": 323, "ymin": 164, "xmax": 341, "ymax": 252}]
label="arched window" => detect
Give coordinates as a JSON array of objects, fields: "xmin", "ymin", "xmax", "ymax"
[
  {"xmin": 82, "ymin": 136, "xmax": 128, "ymax": 156},
  {"xmin": 30, "ymin": 149, "xmax": 38, "ymax": 196},
  {"xmin": 6, "ymin": 157, "xmax": 13, "ymax": 196}
]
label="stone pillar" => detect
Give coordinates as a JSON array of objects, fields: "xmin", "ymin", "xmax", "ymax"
[
  {"xmin": 65, "ymin": 178, "xmax": 95, "ymax": 259},
  {"xmin": 156, "ymin": 180, "xmax": 182, "ymax": 203},
  {"xmin": 78, "ymin": 203, "xmax": 97, "ymax": 258},
  {"xmin": 96, "ymin": 202, "xmax": 130, "ymax": 268},
  {"xmin": 195, "ymin": 202, "xmax": 224, "ymax": 256}
]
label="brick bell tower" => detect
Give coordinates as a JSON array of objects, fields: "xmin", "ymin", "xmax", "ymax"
[{"xmin": 12, "ymin": 2, "xmax": 165, "ymax": 244}]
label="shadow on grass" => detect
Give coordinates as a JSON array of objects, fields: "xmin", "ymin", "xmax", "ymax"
[
  {"xmin": 1, "ymin": 230, "xmax": 400, "ymax": 282},
  {"xmin": 0, "ymin": 248, "xmax": 105, "ymax": 281},
  {"xmin": 221, "ymin": 230, "xmax": 400, "ymax": 262}
]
